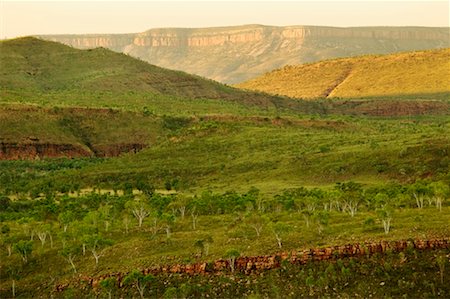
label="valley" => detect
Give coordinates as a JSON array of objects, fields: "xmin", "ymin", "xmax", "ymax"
[{"xmin": 0, "ymin": 30, "xmax": 449, "ymax": 298}]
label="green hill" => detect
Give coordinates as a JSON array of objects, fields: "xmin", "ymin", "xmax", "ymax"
[
  {"xmin": 236, "ymin": 48, "xmax": 450, "ymax": 99},
  {"xmin": 0, "ymin": 37, "xmax": 284, "ymax": 110}
]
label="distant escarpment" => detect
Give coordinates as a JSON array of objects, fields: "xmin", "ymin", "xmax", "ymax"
[{"xmin": 39, "ymin": 25, "xmax": 450, "ymax": 83}]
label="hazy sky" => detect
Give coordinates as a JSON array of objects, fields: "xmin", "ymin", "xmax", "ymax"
[{"xmin": 1, "ymin": 1, "xmax": 449, "ymax": 39}]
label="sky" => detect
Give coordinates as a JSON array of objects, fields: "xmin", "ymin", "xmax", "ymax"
[{"xmin": 1, "ymin": 1, "xmax": 449, "ymax": 39}]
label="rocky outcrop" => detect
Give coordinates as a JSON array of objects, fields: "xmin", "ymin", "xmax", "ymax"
[
  {"xmin": 0, "ymin": 142, "xmax": 92, "ymax": 160},
  {"xmin": 56, "ymin": 238, "xmax": 449, "ymax": 292},
  {"xmin": 39, "ymin": 25, "xmax": 450, "ymax": 83},
  {"xmin": 0, "ymin": 142, "xmax": 148, "ymax": 160}
]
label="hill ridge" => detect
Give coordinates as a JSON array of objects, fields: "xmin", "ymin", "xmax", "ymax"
[
  {"xmin": 37, "ymin": 25, "xmax": 450, "ymax": 83},
  {"xmin": 236, "ymin": 48, "xmax": 450, "ymax": 99}
]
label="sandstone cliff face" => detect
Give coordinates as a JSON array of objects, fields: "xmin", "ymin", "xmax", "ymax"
[
  {"xmin": 0, "ymin": 142, "xmax": 92, "ymax": 160},
  {"xmin": 0, "ymin": 142, "xmax": 148, "ymax": 160},
  {"xmin": 40, "ymin": 25, "xmax": 450, "ymax": 83}
]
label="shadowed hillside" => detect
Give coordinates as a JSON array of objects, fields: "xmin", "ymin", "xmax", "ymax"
[
  {"xmin": 236, "ymin": 48, "xmax": 450, "ymax": 99},
  {"xmin": 0, "ymin": 37, "xmax": 284, "ymax": 109}
]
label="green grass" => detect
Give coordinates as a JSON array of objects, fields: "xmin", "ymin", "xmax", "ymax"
[
  {"xmin": 1, "ymin": 199, "xmax": 448, "ymax": 298},
  {"xmin": 236, "ymin": 48, "xmax": 450, "ymax": 99},
  {"xmin": 19, "ymin": 114, "xmax": 446, "ymax": 194},
  {"xmin": 0, "ymin": 37, "xmax": 288, "ymax": 111}
]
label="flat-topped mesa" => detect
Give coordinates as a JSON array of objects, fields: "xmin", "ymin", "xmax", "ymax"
[
  {"xmin": 42, "ymin": 26, "xmax": 449, "ymax": 49},
  {"xmin": 39, "ymin": 25, "xmax": 450, "ymax": 83}
]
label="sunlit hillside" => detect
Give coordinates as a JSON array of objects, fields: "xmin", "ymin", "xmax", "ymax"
[{"xmin": 236, "ymin": 49, "xmax": 450, "ymax": 99}]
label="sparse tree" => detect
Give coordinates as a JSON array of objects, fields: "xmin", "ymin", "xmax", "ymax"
[
  {"xmin": 244, "ymin": 213, "xmax": 268, "ymax": 237},
  {"xmin": 311, "ymin": 211, "xmax": 329, "ymax": 235},
  {"xmin": 6, "ymin": 265, "xmax": 21, "ymax": 298},
  {"xmin": 84, "ymin": 234, "xmax": 113, "ymax": 266},
  {"xmin": 100, "ymin": 277, "xmax": 117, "ymax": 299},
  {"xmin": 377, "ymin": 207, "xmax": 393, "ymax": 234},
  {"xmin": 169, "ymin": 194, "xmax": 192, "ymax": 219},
  {"xmin": 271, "ymin": 222, "xmax": 292, "ymax": 249},
  {"xmin": 224, "ymin": 249, "xmax": 240, "ymax": 273},
  {"xmin": 160, "ymin": 213, "xmax": 175, "ymax": 238},
  {"xmin": 126, "ymin": 200, "xmax": 151, "ymax": 228},
  {"xmin": 430, "ymin": 181, "xmax": 449, "ymax": 212},
  {"xmin": 194, "ymin": 235, "xmax": 213, "ymax": 256},
  {"xmin": 60, "ymin": 242, "xmax": 81, "ymax": 273},
  {"xmin": 122, "ymin": 214, "xmax": 132, "ymax": 234},
  {"xmin": 123, "ymin": 270, "xmax": 155, "ymax": 299},
  {"xmin": 58, "ymin": 211, "xmax": 75, "ymax": 232},
  {"xmin": 191, "ymin": 208, "xmax": 199, "ymax": 230},
  {"xmin": 13, "ymin": 240, "xmax": 33, "ymax": 263}
]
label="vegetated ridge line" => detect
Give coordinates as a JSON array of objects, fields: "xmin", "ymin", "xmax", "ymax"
[{"xmin": 55, "ymin": 238, "xmax": 449, "ymax": 292}]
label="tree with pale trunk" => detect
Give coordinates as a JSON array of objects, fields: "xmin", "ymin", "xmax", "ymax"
[
  {"xmin": 13, "ymin": 240, "xmax": 33, "ymax": 263},
  {"xmin": 58, "ymin": 211, "xmax": 75, "ymax": 233},
  {"xmin": 160, "ymin": 213, "xmax": 175, "ymax": 238},
  {"xmin": 126, "ymin": 200, "xmax": 152, "ymax": 228},
  {"xmin": 6, "ymin": 265, "xmax": 21, "ymax": 298},
  {"xmin": 83, "ymin": 234, "xmax": 113, "ymax": 266},
  {"xmin": 311, "ymin": 211, "xmax": 329, "ymax": 235},
  {"xmin": 244, "ymin": 213, "xmax": 269, "ymax": 237},
  {"xmin": 194, "ymin": 235, "xmax": 213, "ymax": 256},
  {"xmin": 335, "ymin": 181, "xmax": 363, "ymax": 217},
  {"xmin": 60, "ymin": 242, "xmax": 81, "ymax": 273},
  {"xmin": 100, "ymin": 277, "xmax": 117, "ymax": 299},
  {"xmin": 123, "ymin": 270, "xmax": 155, "ymax": 299},
  {"xmin": 168, "ymin": 194, "xmax": 192, "ymax": 219},
  {"xmin": 270, "ymin": 222, "xmax": 292, "ymax": 249},
  {"xmin": 377, "ymin": 207, "xmax": 393, "ymax": 234},
  {"xmin": 224, "ymin": 249, "xmax": 240, "ymax": 273},
  {"xmin": 430, "ymin": 181, "xmax": 449, "ymax": 212}
]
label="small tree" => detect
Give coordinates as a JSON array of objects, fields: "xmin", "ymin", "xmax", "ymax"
[
  {"xmin": 36, "ymin": 223, "xmax": 52, "ymax": 248},
  {"xmin": 244, "ymin": 213, "xmax": 268, "ymax": 237},
  {"xmin": 377, "ymin": 207, "xmax": 393, "ymax": 234},
  {"xmin": 58, "ymin": 211, "xmax": 75, "ymax": 232},
  {"xmin": 84, "ymin": 234, "xmax": 113, "ymax": 266},
  {"xmin": 122, "ymin": 214, "xmax": 132, "ymax": 234},
  {"xmin": 271, "ymin": 222, "xmax": 292, "ymax": 249},
  {"xmin": 301, "ymin": 209, "xmax": 313, "ymax": 228},
  {"xmin": 6, "ymin": 265, "xmax": 21, "ymax": 298},
  {"xmin": 126, "ymin": 200, "xmax": 151, "ymax": 228},
  {"xmin": 224, "ymin": 249, "xmax": 240, "ymax": 273},
  {"xmin": 191, "ymin": 209, "xmax": 199, "ymax": 230},
  {"xmin": 169, "ymin": 194, "xmax": 192, "ymax": 219},
  {"xmin": 13, "ymin": 240, "xmax": 33, "ymax": 263},
  {"xmin": 311, "ymin": 211, "xmax": 329, "ymax": 235},
  {"xmin": 123, "ymin": 270, "xmax": 155, "ymax": 299},
  {"xmin": 160, "ymin": 213, "xmax": 175, "ymax": 238},
  {"xmin": 1, "ymin": 225, "xmax": 13, "ymax": 256},
  {"xmin": 60, "ymin": 242, "xmax": 81, "ymax": 273},
  {"xmin": 100, "ymin": 277, "xmax": 117, "ymax": 299},
  {"xmin": 436, "ymin": 254, "xmax": 446, "ymax": 284},
  {"xmin": 194, "ymin": 235, "xmax": 213, "ymax": 256},
  {"xmin": 430, "ymin": 181, "xmax": 449, "ymax": 212}
]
